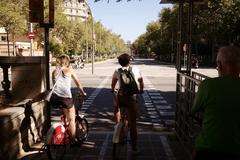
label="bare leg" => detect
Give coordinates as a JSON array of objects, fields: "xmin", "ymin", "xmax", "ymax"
[
  {"xmin": 127, "ymin": 104, "xmax": 138, "ymax": 151},
  {"xmin": 63, "ymin": 106, "xmax": 76, "ymax": 140},
  {"xmin": 113, "ymin": 93, "xmax": 120, "ymax": 123}
]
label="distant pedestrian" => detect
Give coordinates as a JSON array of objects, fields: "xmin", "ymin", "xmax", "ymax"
[
  {"xmin": 191, "ymin": 57, "xmax": 199, "ymax": 68},
  {"xmin": 111, "ymin": 53, "xmax": 144, "ymax": 155},
  {"xmin": 191, "ymin": 45, "xmax": 240, "ymax": 160}
]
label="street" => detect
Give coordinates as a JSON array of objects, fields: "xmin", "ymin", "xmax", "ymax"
[
  {"xmin": 0, "ymin": 1, "xmax": 236, "ymax": 159},
  {"xmin": 74, "ymin": 58, "xmax": 177, "ymax": 132},
  {"xmin": 20, "ymin": 58, "xmax": 218, "ymax": 160}
]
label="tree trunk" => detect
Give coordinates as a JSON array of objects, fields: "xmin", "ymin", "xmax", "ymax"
[
  {"xmin": 6, "ymin": 29, "xmax": 10, "ymax": 56},
  {"xmin": 12, "ymin": 32, "xmax": 16, "ymax": 56}
]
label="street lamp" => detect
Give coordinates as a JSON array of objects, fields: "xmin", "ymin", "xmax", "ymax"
[{"xmin": 85, "ymin": 1, "xmax": 95, "ymax": 75}]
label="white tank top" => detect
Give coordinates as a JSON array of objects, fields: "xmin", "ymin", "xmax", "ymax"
[{"xmin": 53, "ymin": 69, "xmax": 72, "ymax": 98}]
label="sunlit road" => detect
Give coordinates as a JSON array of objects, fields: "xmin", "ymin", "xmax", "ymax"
[
  {"xmin": 74, "ymin": 58, "xmax": 178, "ymax": 133},
  {"xmin": 19, "ymin": 58, "xmax": 218, "ymax": 160},
  {"xmin": 71, "ymin": 57, "xmax": 218, "ymax": 133}
]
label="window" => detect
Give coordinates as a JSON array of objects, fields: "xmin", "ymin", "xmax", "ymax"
[{"xmin": 1, "ymin": 36, "xmax": 6, "ymax": 42}]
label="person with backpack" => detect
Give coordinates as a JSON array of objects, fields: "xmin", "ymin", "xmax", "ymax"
[{"xmin": 111, "ymin": 53, "xmax": 144, "ymax": 155}]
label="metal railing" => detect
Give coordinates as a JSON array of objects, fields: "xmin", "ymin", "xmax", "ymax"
[{"xmin": 175, "ymin": 71, "xmax": 209, "ymax": 157}]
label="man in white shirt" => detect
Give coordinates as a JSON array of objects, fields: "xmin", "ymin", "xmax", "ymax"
[{"xmin": 111, "ymin": 53, "xmax": 144, "ymax": 154}]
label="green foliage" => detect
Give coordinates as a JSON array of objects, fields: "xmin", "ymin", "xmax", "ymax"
[
  {"xmin": 0, "ymin": 0, "xmax": 127, "ymax": 59},
  {"xmin": 0, "ymin": 0, "xmax": 28, "ymax": 34},
  {"xmin": 133, "ymin": 1, "xmax": 240, "ymax": 63},
  {"xmin": 48, "ymin": 2, "xmax": 127, "ymax": 58}
]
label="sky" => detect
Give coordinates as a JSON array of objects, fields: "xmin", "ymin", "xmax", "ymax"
[{"xmin": 88, "ymin": 0, "xmax": 172, "ymax": 43}]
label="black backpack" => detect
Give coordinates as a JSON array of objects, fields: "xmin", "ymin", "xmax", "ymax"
[{"xmin": 118, "ymin": 67, "xmax": 139, "ymax": 96}]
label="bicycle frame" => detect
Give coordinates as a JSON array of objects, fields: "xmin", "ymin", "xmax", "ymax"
[
  {"xmin": 46, "ymin": 94, "xmax": 86, "ymax": 145},
  {"xmin": 45, "ymin": 94, "xmax": 88, "ymax": 160},
  {"xmin": 112, "ymin": 107, "xmax": 128, "ymax": 143},
  {"xmin": 112, "ymin": 107, "xmax": 129, "ymax": 160}
]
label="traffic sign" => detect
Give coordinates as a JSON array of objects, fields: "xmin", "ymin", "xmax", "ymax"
[
  {"xmin": 28, "ymin": 32, "xmax": 35, "ymax": 39},
  {"xmin": 29, "ymin": 0, "xmax": 43, "ymax": 23}
]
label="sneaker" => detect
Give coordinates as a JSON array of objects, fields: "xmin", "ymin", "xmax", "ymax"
[{"xmin": 132, "ymin": 148, "xmax": 140, "ymax": 155}]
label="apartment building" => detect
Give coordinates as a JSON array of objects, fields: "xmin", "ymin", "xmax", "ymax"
[{"xmin": 63, "ymin": 0, "xmax": 90, "ymax": 21}]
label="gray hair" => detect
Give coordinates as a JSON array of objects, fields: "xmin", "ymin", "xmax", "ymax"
[{"xmin": 217, "ymin": 46, "xmax": 240, "ymax": 67}]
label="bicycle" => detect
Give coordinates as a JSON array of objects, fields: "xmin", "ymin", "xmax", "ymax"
[
  {"xmin": 45, "ymin": 94, "xmax": 89, "ymax": 160},
  {"xmin": 112, "ymin": 90, "xmax": 129, "ymax": 160}
]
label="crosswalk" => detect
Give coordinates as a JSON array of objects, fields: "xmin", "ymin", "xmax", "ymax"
[
  {"xmin": 44, "ymin": 77, "xmax": 176, "ymax": 160},
  {"xmin": 80, "ymin": 77, "xmax": 110, "ymax": 114},
  {"xmin": 50, "ymin": 75, "xmax": 175, "ymax": 131},
  {"xmin": 142, "ymin": 76, "xmax": 175, "ymax": 130}
]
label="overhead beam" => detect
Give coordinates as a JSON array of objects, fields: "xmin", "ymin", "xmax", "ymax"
[{"xmin": 160, "ymin": 0, "xmax": 205, "ymax": 4}]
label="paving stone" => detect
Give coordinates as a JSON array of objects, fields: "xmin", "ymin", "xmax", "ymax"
[
  {"xmin": 151, "ymin": 119, "xmax": 162, "ymax": 123},
  {"xmin": 149, "ymin": 115, "xmax": 160, "ymax": 119},
  {"xmin": 159, "ymin": 111, "xmax": 175, "ymax": 116},
  {"xmin": 156, "ymin": 105, "xmax": 172, "ymax": 110},
  {"xmin": 148, "ymin": 90, "xmax": 159, "ymax": 93},
  {"xmin": 150, "ymin": 96, "xmax": 164, "ymax": 99},
  {"xmin": 148, "ymin": 92, "xmax": 161, "ymax": 96},
  {"xmin": 144, "ymin": 100, "xmax": 152, "ymax": 103},
  {"xmin": 147, "ymin": 111, "xmax": 158, "ymax": 115},
  {"xmin": 153, "ymin": 100, "xmax": 168, "ymax": 104},
  {"xmin": 146, "ymin": 107, "xmax": 156, "ymax": 111}
]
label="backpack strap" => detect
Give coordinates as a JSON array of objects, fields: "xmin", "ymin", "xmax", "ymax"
[
  {"xmin": 118, "ymin": 67, "xmax": 123, "ymax": 73},
  {"xmin": 128, "ymin": 66, "xmax": 137, "ymax": 81},
  {"xmin": 118, "ymin": 66, "xmax": 132, "ymax": 72}
]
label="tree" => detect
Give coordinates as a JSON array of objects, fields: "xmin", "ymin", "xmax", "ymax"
[
  {"xmin": 0, "ymin": 0, "xmax": 128, "ymax": 58},
  {"xmin": 133, "ymin": 1, "xmax": 240, "ymax": 64},
  {"xmin": 0, "ymin": 0, "xmax": 28, "ymax": 55}
]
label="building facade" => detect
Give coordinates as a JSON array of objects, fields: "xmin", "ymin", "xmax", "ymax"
[
  {"xmin": 0, "ymin": 28, "xmax": 14, "ymax": 56},
  {"xmin": 0, "ymin": 27, "xmax": 42, "ymax": 56},
  {"xmin": 63, "ymin": 0, "xmax": 89, "ymax": 21}
]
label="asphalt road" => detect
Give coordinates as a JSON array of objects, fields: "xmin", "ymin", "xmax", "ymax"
[
  {"xmin": 72, "ymin": 58, "xmax": 178, "ymax": 133},
  {"xmin": 2, "ymin": 58, "xmax": 218, "ymax": 160},
  {"xmin": 49, "ymin": 57, "xmax": 217, "ymax": 134}
]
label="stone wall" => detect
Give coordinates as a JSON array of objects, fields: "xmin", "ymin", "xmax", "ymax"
[
  {"xmin": 0, "ymin": 101, "xmax": 46, "ymax": 160},
  {"xmin": 0, "ymin": 56, "xmax": 48, "ymax": 159}
]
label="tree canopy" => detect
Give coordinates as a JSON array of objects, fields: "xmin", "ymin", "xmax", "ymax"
[
  {"xmin": 132, "ymin": 0, "xmax": 240, "ymax": 64},
  {"xmin": 0, "ymin": 0, "xmax": 128, "ymax": 58}
]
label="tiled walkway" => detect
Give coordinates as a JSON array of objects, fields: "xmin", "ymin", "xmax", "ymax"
[{"xmin": 21, "ymin": 131, "xmax": 189, "ymax": 160}]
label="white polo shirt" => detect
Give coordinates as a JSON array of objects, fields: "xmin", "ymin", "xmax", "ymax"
[{"xmin": 112, "ymin": 65, "xmax": 142, "ymax": 89}]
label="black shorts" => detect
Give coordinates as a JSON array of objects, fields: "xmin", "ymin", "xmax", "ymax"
[
  {"xmin": 118, "ymin": 95, "xmax": 137, "ymax": 108},
  {"xmin": 50, "ymin": 93, "xmax": 73, "ymax": 109}
]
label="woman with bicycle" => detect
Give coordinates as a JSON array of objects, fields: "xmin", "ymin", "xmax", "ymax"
[{"xmin": 50, "ymin": 54, "xmax": 86, "ymax": 143}]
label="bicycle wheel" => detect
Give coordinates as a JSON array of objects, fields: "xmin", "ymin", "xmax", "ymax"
[
  {"xmin": 112, "ymin": 142, "xmax": 127, "ymax": 160},
  {"xmin": 75, "ymin": 117, "xmax": 89, "ymax": 142},
  {"xmin": 112, "ymin": 123, "xmax": 128, "ymax": 160},
  {"xmin": 46, "ymin": 144, "xmax": 66, "ymax": 160}
]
